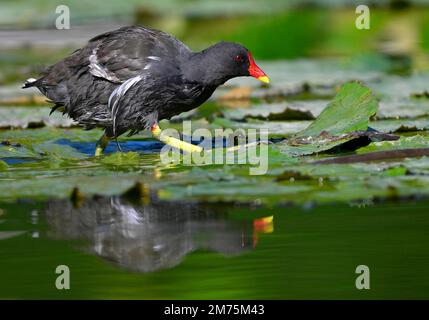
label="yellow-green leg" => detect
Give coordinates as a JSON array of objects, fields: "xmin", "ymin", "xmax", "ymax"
[
  {"xmin": 151, "ymin": 124, "xmax": 202, "ymax": 153},
  {"xmin": 95, "ymin": 133, "xmax": 111, "ymax": 156}
]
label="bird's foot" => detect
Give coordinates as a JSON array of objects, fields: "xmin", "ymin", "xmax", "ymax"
[{"xmin": 94, "ymin": 134, "xmax": 111, "ymax": 156}]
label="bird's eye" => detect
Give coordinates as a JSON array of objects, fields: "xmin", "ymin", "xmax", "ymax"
[{"xmin": 234, "ymin": 55, "xmax": 244, "ymax": 62}]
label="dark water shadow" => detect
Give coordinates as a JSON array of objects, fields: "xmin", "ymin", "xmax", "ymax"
[
  {"xmin": 1, "ymin": 158, "xmax": 38, "ymax": 165},
  {"xmin": 55, "ymin": 139, "xmax": 164, "ymax": 156},
  {"xmin": 56, "ymin": 136, "xmax": 285, "ymax": 156},
  {"xmin": 45, "ymin": 196, "xmax": 273, "ymax": 273}
]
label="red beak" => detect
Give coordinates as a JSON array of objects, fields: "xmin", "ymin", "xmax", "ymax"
[{"xmin": 247, "ymin": 52, "xmax": 270, "ymax": 83}]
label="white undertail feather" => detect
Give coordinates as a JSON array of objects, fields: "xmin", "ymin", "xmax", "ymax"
[{"xmin": 22, "ymin": 78, "xmax": 37, "ymax": 88}]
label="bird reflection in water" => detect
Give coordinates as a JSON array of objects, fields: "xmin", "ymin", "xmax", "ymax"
[{"xmin": 45, "ymin": 191, "xmax": 273, "ymax": 273}]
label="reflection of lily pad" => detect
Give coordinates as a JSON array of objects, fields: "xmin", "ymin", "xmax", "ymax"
[{"xmin": 0, "ymin": 231, "xmax": 26, "ymax": 240}]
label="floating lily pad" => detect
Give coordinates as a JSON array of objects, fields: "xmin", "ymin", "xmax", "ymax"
[
  {"xmin": 0, "ymin": 143, "xmax": 41, "ymax": 159},
  {"xmin": 377, "ymin": 99, "xmax": 429, "ymax": 119},
  {"xmin": 0, "ymin": 160, "xmax": 7, "ymax": 170},
  {"xmin": 0, "ymin": 61, "xmax": 428, "ymax": 206},
  {"xmin": 0, "ymin": 106, "xmax": 75, "ymax": 129},
  {"xmin": 32, "ymin": 140, "xmax": 87, "ymax": 160},
  {"xmin": 402, "ymin": 157, "xmax": 429, "ymax": 175},
  {"xmin": 100, "ymin": 152, "xmax": 142, "ymax": 166},
  {"xmin": 279, "ymin": 131, "xmax": 398, "ymax": 156},
  {"xmin": 371, "ymin": 74, "xmax": 429, "ymax": 101},
  {"xmin": 222, "ymin": 59, "xmax": 382, "ymax": 91},
  {"xmin": 274, "ymin": 82, "xmax": 392, "ymax": 156},
  {"xmin": 213, "ymin": 118, "xmax": 310, "ymax": 136},
  {"xmin": 297, "ymin": 81, "xmax": 378, "ymax": 137},
  {"xmin": 357, "ymin": 135, "xmax": 429, "ymax": 153},
  {"xmin": 370, "ymin": 119, "xmax": 429, "ymax": 133},
  {"xmin": 220, "ymin": 101, "xmax": 326, "ymax": 121}
]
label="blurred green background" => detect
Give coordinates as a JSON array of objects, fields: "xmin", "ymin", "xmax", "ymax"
[{"xmin": 2, "ymin": 0, "xmax": 429, "ymax": 85}]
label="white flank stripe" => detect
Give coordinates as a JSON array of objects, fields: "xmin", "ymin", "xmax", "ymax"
[{"xmin": 108, "ymin": 75, "xmax": 144, "ymax": 136}]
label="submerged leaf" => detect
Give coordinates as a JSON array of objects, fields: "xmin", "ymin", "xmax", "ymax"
[{"xmin": 100, "ymin": 152, "xmax": 141, "ymax": 166}]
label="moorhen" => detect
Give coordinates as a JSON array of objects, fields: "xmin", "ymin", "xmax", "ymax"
[{"xmin": 23, "ymin": 26, "xmax": 269, "ymax": 155}]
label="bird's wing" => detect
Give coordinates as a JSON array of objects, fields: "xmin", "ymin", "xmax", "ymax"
[{"xmin": 88, "ymin": 26, "xmax": 191, "ymax": 83}]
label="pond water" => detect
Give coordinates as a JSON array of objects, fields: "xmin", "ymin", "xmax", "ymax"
[{"xmin": 1, "ymin": 198, "xmax": 428, "ymax": 299}]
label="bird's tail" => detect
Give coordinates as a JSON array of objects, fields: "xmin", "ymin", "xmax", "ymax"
[{"xmin": 22, "ymin": 77, "xmax": 39, "ymax": 89}]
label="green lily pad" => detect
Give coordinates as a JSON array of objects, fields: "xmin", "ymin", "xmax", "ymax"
[
  {"xmin": 274, "ymin": 81, "xmax": 388, "ymax": 156},
  {"xmin": 100, "ymin": 152, "xmax": 141, "ymax": 166},
  {"xmin": 0, "ymin": 143, "xmax": 41, "ymax": 159},
  {"xmin": 32, "ymin": 140, "xmax": 87, "ymax": 160},
  {"xmin": 377, "ymin": 99, "xmax": 429, "ymax": 119},
  {"xmin": 370, "ymin": 119, "xmax": 429, "ymax": 133},
  {"xmin": 278, "ymin": 131, "xmax": 397, "ymax": 156},
  {"xmin": 0, "ymin": 106, "xmax": 75, "ymax": 129},
  {"xmin": 0, "ymin": 62, "xmax": 428, "ymax": 207},
  {"xmin": 297, "ymin": 81, "xmax": 378, "ymax": 137},
  {"xmin": 212, "ymin": 118, "xmax": 310, "ymax": 136},
  {"xmin": 357, "ymin": 135, "xmax": 429, "ymax": 153},
  {"xmin": 381, "ymin": 166, "xmax": 408, "ymax": 177},
  {"xmin": 0, "ymin": 160, "xmax": 7, "ymax": 170},
  {"xmin": 402, "ymin": 157, "xmax": 429, "ymax": 175},
  {"xmin": 220, "ymin": 101, "xmax": 326, "ymax": 121}
]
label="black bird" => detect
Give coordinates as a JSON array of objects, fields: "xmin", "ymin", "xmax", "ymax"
[{"xmin": 23, "ymin": 26, "xmax": 269, "ymax": 155}]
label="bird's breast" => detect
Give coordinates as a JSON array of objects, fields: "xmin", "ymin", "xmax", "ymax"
[{"xmin": 159, "ymin": 84, "xmax": 216, "ymax": 120}]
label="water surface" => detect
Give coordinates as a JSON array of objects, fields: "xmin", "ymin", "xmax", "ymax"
[{"xmin": 1, "ymin": 198, "xmax": 428, "ymax": 299}]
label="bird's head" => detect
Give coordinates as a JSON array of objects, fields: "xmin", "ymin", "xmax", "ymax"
[{"xmin": 186, "ymin": 42, "xmax": 269, "ymax": 86}]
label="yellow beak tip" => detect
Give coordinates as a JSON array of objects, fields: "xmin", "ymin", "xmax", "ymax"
[{"xmin": 258, "ymin": 76, "xmax": 270, "ymax": 84}]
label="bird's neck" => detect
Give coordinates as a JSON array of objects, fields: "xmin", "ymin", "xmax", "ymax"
[{"xmin": 182, "ymin": 49, "xmax": 230, "ymax": 87}]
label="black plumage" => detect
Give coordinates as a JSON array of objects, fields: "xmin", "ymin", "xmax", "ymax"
[{"xmin": 24, "ymin": 25, "xmax": 268, "ymax": 139}]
